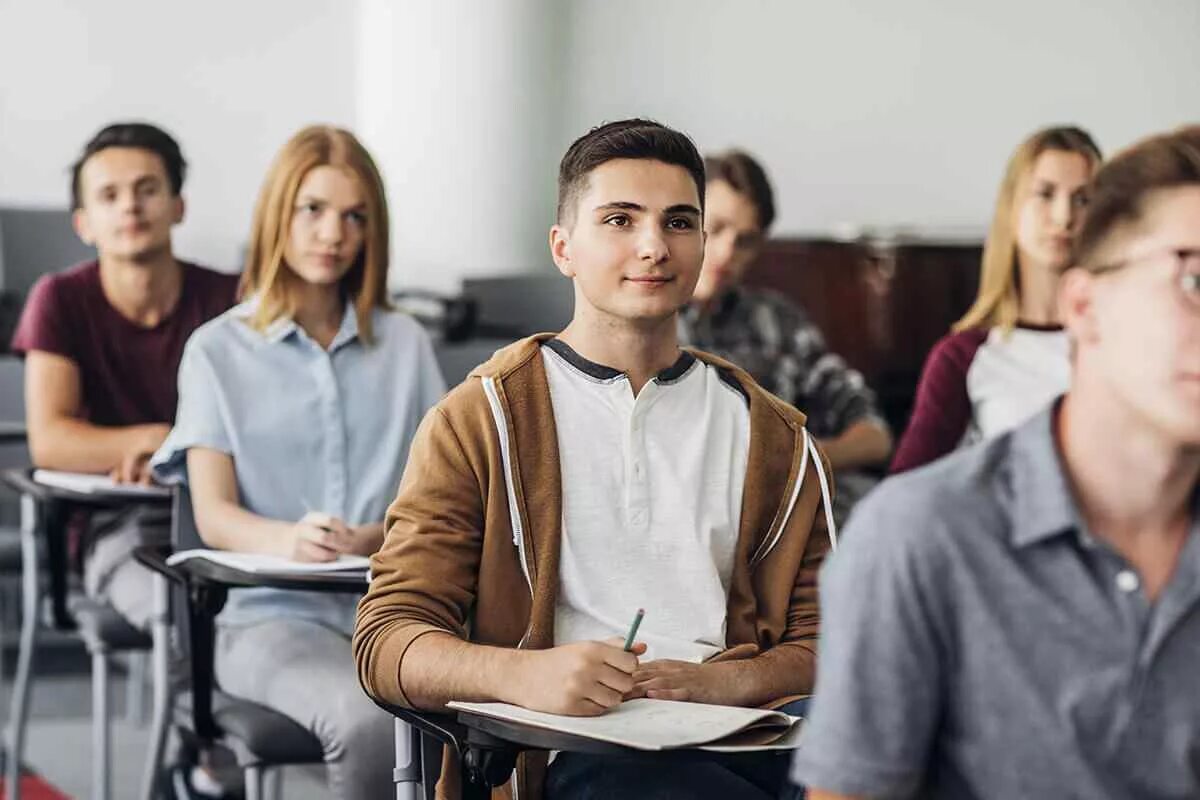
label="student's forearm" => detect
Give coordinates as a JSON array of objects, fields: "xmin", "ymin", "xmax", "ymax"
[
  {"xmin": 399, "ymin": 631, "xmax": 529, "ymax": 710},
  {"xmin": 807, "ymin": 791, "xmax": 861, "ymax": 800},
  {"xmin": 193, "ymin": 496, "xmax": 297, "ymax": 557},
  {"xmin": 819, "ymin": 419, "xmax": 892, "ymax": 471},
  {"xmin": 354, "ymin": 522, "xmax": 385, "ymax": 553},
  {"xmin": 707, "ymin": 644, "xmax": 814, "ymax": 707},
  {"xmin": 28, "ymin": 418, "xmax": 168, "ymax": 473}
]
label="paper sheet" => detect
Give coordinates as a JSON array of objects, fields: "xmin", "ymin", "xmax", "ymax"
[
  {"xmin": 448, "ymin": 698, "xmax": 800, "ymax": 751},
  {"xmin": 33, "ymin": 469, "xmax": 171, "ymax": 498},
  {"xmin": 166, "ymin": 549, "xmax": 370, "ymax": 575}
]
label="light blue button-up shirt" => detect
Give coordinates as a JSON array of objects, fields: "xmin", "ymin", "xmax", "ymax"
[{"xmin": 152, "ymin": 298, "xmax": 446, "ymax": 633}]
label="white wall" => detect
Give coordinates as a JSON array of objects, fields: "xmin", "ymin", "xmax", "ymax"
[
  {"xmin": 2, "ymin": 0, "xmax": 1198, "ymax": 289},
  {"xmin": 357, "ymin": 0, "xmax": 567, "ymax": 294},
  {"xmin": 0, "ymin": 0, "xmax": 358, "ymax": 272},
  {"xmin": 563, "ymin": 0, "xmax": 1200, "ymax": 239}
]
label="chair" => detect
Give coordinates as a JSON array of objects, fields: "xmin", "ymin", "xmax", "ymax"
[
  {"xmin": 138, "ymin": 488, "xmax": 335, "ymax": 800},
  {"xmin": 1, "ymin": 469, "xmax": 157, "ymax": 800},
  {"xmin": 379, "ymin": 702, "xmax": 765, "ymax": 800}
]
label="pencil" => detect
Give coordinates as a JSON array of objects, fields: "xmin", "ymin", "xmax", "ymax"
[{"xmin": 623, "ymin": 608, "xmax": 645, "ymax": 652}]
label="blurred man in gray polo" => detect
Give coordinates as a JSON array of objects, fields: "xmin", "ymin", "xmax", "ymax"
[{"xmin": 793, "ymin": 127, "xmax": 1200, "ymax": 799}]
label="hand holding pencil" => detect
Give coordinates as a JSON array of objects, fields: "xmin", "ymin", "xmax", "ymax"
[{"xmin": 507, "ymin": 608, "xmax": 647, "ymax": 717}]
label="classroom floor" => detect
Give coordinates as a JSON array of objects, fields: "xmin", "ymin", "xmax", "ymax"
[{"xmin": 1, "ymin": 641, "xmax": 329, "ymax": 799}]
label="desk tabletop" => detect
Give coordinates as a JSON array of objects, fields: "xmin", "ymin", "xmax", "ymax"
[
  {"xmin": 173, "ymin": 554, "xmax": 369, "ymax": 593},
  {"xmin": 1, "ymin": 467, "xmax": 172, "ymax": 507},
  {"xmin": 379, "ymin": 699, "xmax": 723, "ymax": 761}
]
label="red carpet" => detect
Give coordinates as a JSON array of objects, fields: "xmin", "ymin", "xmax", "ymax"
[{"xmin": 0, "ymin": 772, "xmax": 72, "ymax": 799}]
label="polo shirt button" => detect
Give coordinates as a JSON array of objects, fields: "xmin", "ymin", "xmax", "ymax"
[{"xmin": 1115, "ymin": 570, "xmax": 1140, "ymax": 593}]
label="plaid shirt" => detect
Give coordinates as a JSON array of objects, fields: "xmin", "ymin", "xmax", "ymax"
[{"xmin": 678, "ymin": 287, "xmax": 883, "ymax": 439}]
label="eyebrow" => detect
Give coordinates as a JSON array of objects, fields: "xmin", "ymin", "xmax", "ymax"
[
  {"xmin": 93, "ymin": 173, "xmax": 160, "ymax": 192},
  {"xmin": 296, "ymin": 195, "xmax": 367, "ymax": 212},
  {"xmin": 594, "ymin": 201, "xmax": 701, "ymax": 216}
]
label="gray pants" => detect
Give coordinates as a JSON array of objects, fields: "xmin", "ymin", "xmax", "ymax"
[
  {"xmin": 215, "ymin": 618, "xmax": 393, "ymax": 799},
  {"xmin": 83, "ymin": 504, "xmax": 171, "ymax": 631}
]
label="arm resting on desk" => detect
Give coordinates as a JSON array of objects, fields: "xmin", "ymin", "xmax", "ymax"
[
  {"xmin": 26, "ymin": 350, "xmax": 168, "ymax": 479},
  {"xmin": 399, "ymin": 631, "xmax": 641, "ymax": 717},
  {"xmin": 629, "ymin": 643, "xmax": 815, "ymax": 708},
  {"xmin": 186, "ymin": 447, "xmax": 384, "ymax": 560}
]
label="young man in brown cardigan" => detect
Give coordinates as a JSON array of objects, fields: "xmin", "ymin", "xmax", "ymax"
[{"xmin": 355, "ymin": 119, "xmax": 835, "ymax": 799}]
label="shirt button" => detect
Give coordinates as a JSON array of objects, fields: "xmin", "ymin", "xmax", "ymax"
[
  {"xmin": 631, "ymin": 509, "xmax": 647, "ymax": 525},
  {"xmin": 1115, "ymin": 570, "xmax": 1140, "ymax": 593}
]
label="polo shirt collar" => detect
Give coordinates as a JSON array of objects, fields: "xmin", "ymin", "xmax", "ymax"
[
  {"xmin": 1008, "ymin": 402, "xmax": 1084, "ymax": 549},
  {"xmin": 543, "ymin": 338, "xmax": 696, "ymax": 384}
]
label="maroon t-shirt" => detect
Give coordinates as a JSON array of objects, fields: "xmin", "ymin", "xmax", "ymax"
[
  {"xmin": 888, "ymin": 328, "xmax": 988, "ymax": 475},
  {"xmin": 10, "ymin": 260, "xmax": 239, "ymax": 426}
]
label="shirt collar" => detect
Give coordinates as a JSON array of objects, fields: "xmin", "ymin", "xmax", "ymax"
[
  {"xmin": 233, "ymin": 294, "xmax": 360, "ymax": 349},
  {"xmin": 1007, "ymin": 402, "xmax": 1086, "ymax": 548},
  {"xmin": 543, "ymin": 338, "xmax": 696, "ymax": 384}
]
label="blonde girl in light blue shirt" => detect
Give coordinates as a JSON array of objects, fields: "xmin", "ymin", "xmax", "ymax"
[{"xmin": 153, "ymin": 126, "xmax": 444, "ymax": 799}]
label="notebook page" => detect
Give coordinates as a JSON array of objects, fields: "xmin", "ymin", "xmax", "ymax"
[{"xmin": 448, "ymin": 698, "xmax": 798, "ymax": 751}]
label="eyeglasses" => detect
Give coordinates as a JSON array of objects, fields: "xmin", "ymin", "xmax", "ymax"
[{"xmin": 1089, "ymin": 247, "xmax": 1200, "ymax": 311}]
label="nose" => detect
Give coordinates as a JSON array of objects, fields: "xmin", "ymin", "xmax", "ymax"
[
  {"xmin": 120, "ymin": 188, "xmax": 142, "ymax": 216},
  {"xmin": 317, "ymin": 210, "xmax": 344, "ymax": 246},
  {"xmin": 1051, "ymin": 192, "xmax": 1073, "ymax": 230},
  {"xmin": 637, "ymin": 226, "xmax": 669, "ymax": 264}
]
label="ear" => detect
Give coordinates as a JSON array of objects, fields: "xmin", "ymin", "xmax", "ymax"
[
  {"xmin": 171, "ymin": 194, "xmax": 186, "ymax": 225},
  {"xmin": 72, "ymin": 208, "xmax": 94, "ymax": 246},
  {"xmin": 549, "ymin": 224, "xmax": 575, "ymax": 278},
  {"xmin": 1058, "ymin": 267, "xmax": 1100, "ymax": 346}
]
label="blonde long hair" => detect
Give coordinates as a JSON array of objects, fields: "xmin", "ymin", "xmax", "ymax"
[
  {"xmin": 241, "ymin": 125, "xmax": 390, "ymax": 343},
  {"xmin": 953, "ymin": 126, "xmax": 1102, "ymax": 333}
]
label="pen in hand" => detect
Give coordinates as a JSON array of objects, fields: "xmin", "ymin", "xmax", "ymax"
[{"xmin": 623, "ymin": 608, "xmax": 645, "ymax": 652}]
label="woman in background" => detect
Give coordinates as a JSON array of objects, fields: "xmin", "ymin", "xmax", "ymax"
[
  {"xmin": 890, "ymin": 126, "xmax": 1101, "ymax": 473},
  {"xmin": 152, "ymin": 125, "xmax": 445, "ymax": 798}
]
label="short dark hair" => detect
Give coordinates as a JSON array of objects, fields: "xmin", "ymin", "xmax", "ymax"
[
  {"xmin": 556, "ymin": 119, "xmax": 705, "ymax": 224},
  {"xmin": 70, "ymin": 122, "xmax": 187, "ymax": 210},
  {"xmin": 705, "ymin": 150, "xmax": 776, "ymax": 231},
  {"xmin": 1074, "ymin": 125, "xmax": 1200, "ymax": 270}
]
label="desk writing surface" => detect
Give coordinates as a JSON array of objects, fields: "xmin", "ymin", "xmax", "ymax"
[
  {"xmin": 32, "ymin": 469, "xmax": 171, "ymax": 498},
  {"xmin": 173, "ymin": 553, "xmax": 369, "ymax": 593},
  {"xmin": 449, "ymin": 698, "xmax": 800, "ymax": 751},
  {"xmin": 167, "ymin": 549, "xmax": 369, "ymax": 575}
]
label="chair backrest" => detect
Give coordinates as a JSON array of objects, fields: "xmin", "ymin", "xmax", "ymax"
[
  {"xmin": 171, "ymin": 485, "xmax": 204, "ymax": 551},
  {"xmin": 0, "ymin": 207, "xmax": 95, "ymax": 296},
  {"xmin": 168, "ymin": 486, "xmax": 195, "ymax": 666},
  {"xmin": 168, "ymin": 483, "xmax": 230, "ymax": 742}
]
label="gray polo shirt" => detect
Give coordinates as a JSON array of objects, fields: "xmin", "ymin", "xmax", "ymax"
[{"xmin": 791, "ymin": 405, "xmax": 1200, "ymax": 799}]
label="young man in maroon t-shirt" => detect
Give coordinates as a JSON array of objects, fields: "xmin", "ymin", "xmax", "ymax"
[{"xmin": 10, "ymin": 123, "xmax": 238, "ymax": 630}]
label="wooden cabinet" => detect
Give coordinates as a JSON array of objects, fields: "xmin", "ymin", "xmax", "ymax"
[{"xmin": 745, "ymin": 237, "xmax": 982, "ymax": 435}]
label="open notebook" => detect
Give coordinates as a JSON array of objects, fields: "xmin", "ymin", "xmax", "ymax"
[
  {"xmin": 33, "ymin": 469, "xmax": 171, "ymax": 499},
  {"xmin": 447, "ymin": 698, "xmax": 803, "ymax": 753},
  {"xmin": 166, "ymin": 549, "xmax": 370, "ymax": 576}
]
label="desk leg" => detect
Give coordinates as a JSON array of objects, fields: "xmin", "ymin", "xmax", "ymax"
[
  {"xmin": 139, "ymin": 574, "xmax": 172, "ymax": 800},
  {"xmin": 392, "ymin": 717, "xmax": 421, "ymax": 800},
  {"xmin": 6, "ymin": 494, "xmax": 40, "ymax": 800},
  {"xmin": 92, "ymin": 645, "xmax": 112, "ymax": 800}
]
